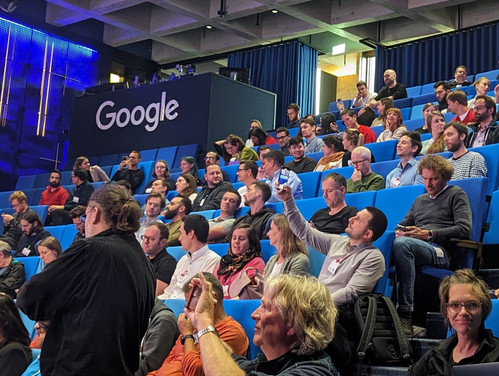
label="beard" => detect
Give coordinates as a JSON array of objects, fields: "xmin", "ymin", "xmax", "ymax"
[
  {"xmin": 162, "ymin": 208, "xmax": 178, "ymax": 220},
  {"xmin": 49, "ymin": 181, "xmax": 60, "ymax": 188}
]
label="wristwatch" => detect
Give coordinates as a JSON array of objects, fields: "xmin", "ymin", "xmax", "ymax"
[
  {"xmin": 181, "ymin": 334, "xmax": 194, "ymax": 345},
  {"xmin": 427, "ymin": 230, "xmax": 434, "ymax": 243},
  {"xmin": 194, "ymin": 326, "xmax": 217, "ymax": 343}
]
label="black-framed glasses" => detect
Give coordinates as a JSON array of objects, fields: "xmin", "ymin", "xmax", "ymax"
[
  {"xmin": 351, "ymin": 158, "xmax": 369, "ymax": 166},
  {"xmin": 446, "ymin": 301, "xmax": 481, "ymax": 314}
]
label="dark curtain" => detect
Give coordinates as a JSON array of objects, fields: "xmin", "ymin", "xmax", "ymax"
[
  {"xmin": 228, "ymin": 41, "xmax": 318, "ymax": 128},
  {"xmin": 375, "ymin": 22, "xmax": 499, "ymax": 89}
]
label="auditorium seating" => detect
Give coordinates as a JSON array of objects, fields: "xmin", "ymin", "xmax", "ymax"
[{"xmin": 15, "ymin": 256, "xmax": 40, "ymax": 280}]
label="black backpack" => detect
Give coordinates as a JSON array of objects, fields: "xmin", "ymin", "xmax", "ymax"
[{"xmin": 354, "ymin": 293, "xmax": 412, "ymax": 366}]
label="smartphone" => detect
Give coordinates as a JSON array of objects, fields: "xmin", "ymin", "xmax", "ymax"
[
  {"xmin": 337, "ymin": 98, "xmax": 342, "ymax": 102},
  {"xmin": 278, "ymin": 167, "xmax": 291, "ymax": 190},
  {"xmin": 395, "ymin": 224, "xmax": 407, "ymax": 232},
  {"xmin": 185, "ymin": 284, "xmax": 199, "ymax": 311},
  {"xmin": 122, "ymin": 156, "xmax": 128, "ymax": 161}
]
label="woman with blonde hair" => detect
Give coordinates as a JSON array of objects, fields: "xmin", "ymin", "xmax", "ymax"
[
  {"xmin": 371, "ymin": 97, "xmax": 393, "ymax": 127},
  {"xmin": 377, "ymin": 108, "xmax": 407, "ymax": 141},
  {"xmin": 265, "ymin": 214, "xmax": 310, "ymax": 276},
  {"xmin": 421, "ymin": 110, "xmax": 446, "ymax": 155},
  {"xmin": 341, "ymin": 128, "xmax": 365, "ymax": 167},
  {"xmin": 468, "ymin": 77, "xmax": 494, "ymax": 108},
  {"xmin": 73, "ymin": 156, "xmax": 109, "ymax": 182}
]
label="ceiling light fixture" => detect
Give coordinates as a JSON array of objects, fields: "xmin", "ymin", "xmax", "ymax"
[
  {"xmin": 271, "ymin": 9, "xmax": 278, "ymax": 14},
  {"xmin": 206, "ymin": 25, "xmax": 212, "ymax": 29}
]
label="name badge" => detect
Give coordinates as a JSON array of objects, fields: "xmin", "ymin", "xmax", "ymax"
[
  {"xmin": 145, "ymin": 188, "xmax": 152, "ymax": 193},
  {"xmin": 22, "ymin": 247, "xmax": 31, "ymax": 256},
  {"xmin": 433, "ymin": 246, "xmax": 444, "ymax": 258},
  {"xmin": 390, "ymin": 177, "xmax": 401, "ymax": 187},
  {"xmin": 73, "ymin": 196, "xmax": 80, "ymax": 203},
  {"xmin": 327, "ymin": 258, "xmax": 341, "ymax": 275}
]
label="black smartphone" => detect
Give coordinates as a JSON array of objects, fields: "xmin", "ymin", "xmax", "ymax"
[
  {"xmin": 185, "ymin": 284, "xmax": 199, "ymax": 311},
  {"xmin": 395, "ymin": 224, "xmax": 407, "ymax": 231}
]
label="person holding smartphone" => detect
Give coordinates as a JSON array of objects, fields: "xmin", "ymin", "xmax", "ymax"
[
  {"xmin": 261, "ymin": 150, "xmax": 302, "ymax": 203},
  {"xmin": 111, "ymin": 150, "xmax": 145, "ymax": 194}
]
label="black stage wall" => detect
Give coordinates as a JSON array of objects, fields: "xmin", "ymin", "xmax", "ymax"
[{"xmin": 69, "ymin": 73, "xmax": 276, "ymax": 159}]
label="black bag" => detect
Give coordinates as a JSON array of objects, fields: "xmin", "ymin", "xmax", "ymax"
[{"xmin": 354, "ymin": 293, "xmax": 412, "ymax": 366}]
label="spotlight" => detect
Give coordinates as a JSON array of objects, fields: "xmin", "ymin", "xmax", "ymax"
[
  {"xmin": 206, "ymin": 25, "xmax": 212, "ymax": 29},
  {"xmin": 271, "ymin": 9, "xmax": 278, "ymax": 14},
  {"xmin": 0, "ymin": 0, "xmax": 18, "ymax": 12}
]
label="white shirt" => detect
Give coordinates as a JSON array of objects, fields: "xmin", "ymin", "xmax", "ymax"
[{"xmin": 158, "ymin": 245, "xmax": 220, "ymax": 299}]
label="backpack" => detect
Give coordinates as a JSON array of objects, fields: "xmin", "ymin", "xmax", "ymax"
[{"xmin": 354, "ymin": 293, "xmax": 412, "ymax": 366}]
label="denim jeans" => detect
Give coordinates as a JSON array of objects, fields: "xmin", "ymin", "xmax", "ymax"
[{"xmin": 392, "ymin": 236, "xmax": 450, "ymax": 314}]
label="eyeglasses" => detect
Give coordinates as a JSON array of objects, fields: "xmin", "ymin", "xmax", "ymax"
[
  {"xmin": 446, "ymin": 301, "xmax": 482, "ymax": 314},
  {"xmin": 11, "ymin": 201, "xmax": 23, "ymax": 208},
  {"xmin": 237, "ymin": 168, "xmax": 248, "ymax": 172},
  {"xmin": 276, "ymin": 135, "xmax": 288, "ymax": 140},
  {"xmin": 351, "ymin": 158, "xmax": 369, "ymax": 166}
]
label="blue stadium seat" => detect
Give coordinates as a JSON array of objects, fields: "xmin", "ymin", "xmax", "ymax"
[
  {"xmin": 483, "ymin": 190, "xmax": 499, "ymax": 245},
  {"xmin": 295, "ymin": 197, "xmax": 325, "ymax": 221},
  {"xmin": 307, "ymin": 246, "xmax": 326, "ymax": 278},
  {"xmin": 31, "ymin": 205, "xmax": 48, "ymax": 224},
  {"xmin": 18, "ymin": 309, "xmax": 36, "ymax": 340},
  {"xmin": 345, "ymin": 191, "xmax": 376, "ymax": 210},
  {"xmin": 156, "ymin": 146, "xmax": 177, "ymax": 169},
  {"xmin": 400, "ymin": 107, "xmax": 411, "ymax": 121},
  {"xmin": 100, "ymin": 165, "xmax": 113, "ymax": 177},
  {"xmin": 133, "ymin": 194, "xmax": 148, "ymax": 206},
  {"xmin": 224, "ymin": 299, "xmax": 262, "ymax": 360},
  {"xmin": 15, "ymin": 175, "xmax": 36, "ymax": 190},
  {"xmin": 60, "ymin": 225, "xmax": 78, "ymax": 251},
  {"xmin": 46, "ymin": 225, "xmax": 66, "ymax": 241},
  {"xmin": 0, "ymin": 191, "xmax": 12, "ymax": 209},
  {"xmin": 284, "ymin": 155, "xmax": 293, "ymax": 164},
  {"xmin": 485, "ymin": 299, "xmax": 499, "ymax": 337},
  {"xmin": 15, "ymin": 256, "xmax": 40, "ymax": 280},
  {"xmin": 305, "ymin": 151, "xmax": 323, "ymax": 163},
  {"xmin": 469, "ymin": 144, "xmax": 499, "ymax": 195},
  {"xmin": 404, "ymin": 118, "xmax": 423, "ymax": 131},
  {"xmin": 259, "ymin": 239, "xmax": 276, "ymax": 263},
  {"xmin": 172, "ymin": 144, "xmax": 200, "ymax": 172},
  {"xmin": 371, "ymin": 125, "xmax": 384, "ymax": 138},
  {"xmin": 140, "ymin": 148, "xmax": 158, "ymax": 162},
  {"xmin": 288, "ymin": 128, "xmax": 300, "ymax": 138},
  {"xmin": 321, "ymin": 166, "xmax": 353, "ymax": 181},
  {"xmin": 406, "ymin": 86, "xmax": 422, "ymax": 97},
  {"xmin": 209, "ymin": 243, "xmax": 229, "ymax": 258},
  {"xmin": 163, "ymin": 299, "xmax": 186, "ymax": 317},
  {"xmin": 421, "ymin": 82, "xmax": 436, "ymax": 95},
  {"xmin": 328, "ymin": 100, "xmax": 351, "ymax": 112},
  {"xmin": 393, "ymin": 97, "xmax": 413, "ymax": 109},
  {"xmin": 220, "ymin": 164, "xmax": 239, "ymax": 183},
  {"xmin": 412, "ymin": 93, "xmax": 437, "ymax": 106},
  {"xmin": 365, "ymin": 139, "xmax": 397, "ymax": 162},
  {"xmin": 23, "ymin": 190, "xmax": 36, "ymax": 207},
  {"xmin": 195, "ymin": 210, "xmax": 217, "ymax": 220},
  {"xmin": 410, "ymin": 104, "xmax": 425, "ymax": 120},
  {"xmin": 370, "ymin": 159, "xmax": 399, "ymax": 180},
  {"xmin": 266, "ymin": 201, "xmax": 283, "ymax": 214},
  {"xmin": 136, "ymin": 161, "xmax": 155, "ymax": 194},
  {"xmin": 60, "ymin": 170, "xmax": 73, "ymax": 186},
  {"xmin": 374, "ymin": 185, "xmax": 426, "ymax": 230},
  {"xmin": 372, "ymin": 231, "xmax": 395, "ymax": 294},
  {"xmin": 167, "ymin": 246, "xmax": 186, "ymax": 262},
  {"xmin": 475, "ymin": 69, "xmax": 499, "ymax": 81},
  {"xmin": 97, "ymin": 153, "xmax": 120, "ymax": 166},
  {"xmin": 297, "ymin": 171, "xmax": 321, "ymax": 198},
  {"xmin": 167, "ymin": 191, "xmax": 178, "ymax": 201},
  {"xmin": 33, "ymin": 172, "xmax": 51, "ymax": 189}
]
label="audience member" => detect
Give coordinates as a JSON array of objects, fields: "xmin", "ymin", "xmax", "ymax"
[
  {"xmin": 179, "ymin": 156, "xmax": 201, "ymax": 186},
  {"xmin": 386, "ymin": 132, "xmax": 423, "ymax": 188},
  {"xmin": 147, "ymin": 179, "xmax": 169, "ymax": 200},
  {"xmin": 51, "ymin": 168, "xmax": 94, "ymax": 225},
  {"xmin": 376, "ymin": 108, "xmax": 407, "ymax": 141},
  {"xmin": 150, "ymin": 273, "xmax": 248, "ymax": 376},
  {"xmin": 215, "ymin": 224, "xmax": 265, "ymax": 298},
  {"xmin": 468, "ymin": 77, "xmax": 493, "ymax": 108},
  {"xmin": 230, "ymin": 181, "xmax": 275, "ymax": 240},
  {"xmin": 444, "ymin": 121, "xmax": 487, "ymax": 180},
  {"xmin": 207, "ymin": 190, "xmax": 240, "ymax": 243},
  {"xmin": 235, "ymin": 161, "xmax": 258, "ymax": 206},
  {"xmin": 447, "ymin": 90, "xmax": 476, "ymax": 125},
  {"xmin": 371, "ymin": 97, "xmax": 393, "ymax": 127},
  {"xmin": 37, "ymin": 236, "xmax": 62, "ymax": 267},
  {"xmin": 300, "ymin": 118, "xmax": 323, "ymax": 153},
  {"xmin": 39, "ymin": 169, "xmax": 69, "ymax": 224},
  {"xmin": 116, "ymin": 179, "xmax": 132, "ymax": 195},
  {"xmin": 14, "ymin": 211, "xmax": 50, "ymax": 257},
  {"xmin": 248, "ymin": 127, "xmax": 277, "ymax": 146},
  {"xmin": 256, "ymin": 145, "xmax": 272, "ymax": 180},
  {"xmin": 141, "ymin": 222, "xmax": 177, "ymax": 297},
  {"xmin": 162, "ymin": 196, "xmax": 192, "ymax": 247},
  {"xmin": 467, "ymin": 95, "xmax": 499, "ymax": 147},
  {"xmin": 286, "ymin": 102, "xmax": 301, "ymax": 128},
  {"xmin": 265, "ymin": 214, "xmax": 310, "ymax": 276},
  {"xmin": 346, "ymin": 146, "xmax": 384, "ymax": 193},
  {"xmin": 175, "ymin": 173, "xmax": 198, "ymax": 203},
  {"xmin": 448, "ymin": 65, "xmax": 472, "ymax": 88},
  {"xmin": 136, "ymin": 298, "xmax": 178, "ymax": 376},
  {"xmin": 158, "ymin": 215, "xmax": 220, "ymax": 300},
  {"xmin": 314, "ymin": 135, "xmax": 345, "ymax": 171},
  {"xmin": 143, "ymin": 160, "xmax": 175, "ymax": 193},
  {"xmin": 215, "ymin": 134, "xmax": 258, "ymax": 165},
  {"xmin": 111, "ymin": 150, "xmax": 145, "ymax": 194},
  {"xmin": 275, "ymin": 127, "xmax": 291, "ymax": 155},
  {"xmin": 284, "ymin": 136, "xmax": 317, "ymax": 173},
  {"xmin": 407, "ymin": 269, "xmax": 499, "ymax": 375},
  {"xmin": 277, "ymin": 185, "xmax": 387, "ymax": 336},
  {"xmin": 187, "ymin": 273, "xmax": 339, "ymax": 376},
  {"xmin": 17, "ymin": 184, "xmax": 156, "ymax": 375},
  {"xmin": 369, "ymin": 69, "xmax": 408, "ymax": 106},
  {"xmin": 341, "ymin": 109, "xmax": 376, "ymax": 143},
  {"xmin": 341, "ymin": 128, "xmax": 365, "ymax": 167},
  {"xmin": 192, "ymin": 165, "xmax": 234, "ymax": 211},
  {"xmin": 414, "ymin": 103, "xmax": 437, "ymax": 134},
  {"xmin": 320, "ymin": 112, "xmax": 340, "ymax": 135},
  {"xmin": 0, "ymin": 293, "xmax": 31, "ymax": 376},
  {"xmin": 73, "ymin": 156, "xmax": 110, "ymax": 182},
  {"xmin": 357, "ymin": 106, "xmax": 376, "ymax": 127},
  {"xmin": 392, "ymin": 155, "xmax": 472, "ymax": 336},
  {"xmin": 350, "ymin": 80, "xmax": 377, "ymax": 108},
  {"xmin": 309, "ymin": 173, "xmax": 358, "ymax": 234},
  {"xmin": 202, "ymin": 151, "xmax": 230, "ymax": 183},
  {"xmin": 0, "ymin": 241, "xmax": 25, "ymax": 298},
  {"xmin": 421, "ymin": 110, "xmax": 446, "ymax": 155},
  {"xmin": 245, "ymin": 119, "xmax": 262, "ymax": 147},
  {"xmin": 69, "ymin": 205, "xmax": 86, "ymax": 243},
  {"xmin": 263, "ymin": 150, "xmax": 303, "ymax": 203},
  {"xmin": 136, "ymin": 192, "xmax": 165, "ymax": 243},
  {"xmin": 1, "ymin": 191, "xmax": 33, "ymax": 250},
  {"xmin": 434, "ymin": 81, "xmax": 451, "ymax": 113}
]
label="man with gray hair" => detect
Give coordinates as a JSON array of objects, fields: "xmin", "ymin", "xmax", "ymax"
[
  {"xmin": 0, "ymin": 240, "xmax": 25, "ymax": 298},
  {"xmin": 346, "ymin": 146, "xmax": 384, "ymax": 193}
]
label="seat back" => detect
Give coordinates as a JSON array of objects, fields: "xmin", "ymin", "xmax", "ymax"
[
  {"xmin": 484, "ymin": 190, "xmax": 499, "ymax": 245},
  {"xmin": 372, "ymin": 231, "xmax": 395, "ymax": 294},
  {"xmin": 365, "ymin": 140, "xmax": 397, "ymax": 162},
  {"xmin": 345, "ymin": 191, "xmax": 377, "ymax": 210},
  {"xmin": 15, "ymin": 175, "xmax": 36, "ymax": 190},
  {"xmin": 297, "ymin": 171, "xmax": 321, "ymax": 199},
  {"xmin": 469, "ymin": 144, "xmax": 499, "ymax": 195},
  {"xmin": 15, "ymin": 256, "xmax": 40, "ymax": 280},
  {"xmin": 156, "ymin": 146, "xmax": 178, "ymax": 169},
  {"xmin": 307, "ymin": 246, "xmax": 326, "ymax": 278}
]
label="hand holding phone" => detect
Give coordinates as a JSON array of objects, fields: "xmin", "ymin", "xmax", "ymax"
[{"xmin": 185, "ymin": 284, "xmax": 200, "ymax": 311}]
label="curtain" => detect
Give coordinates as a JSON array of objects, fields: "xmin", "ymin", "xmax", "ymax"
[
  {"xmin": 375, "ymin": 22, "xmax": 499, "ymax": 89},
  {"xmin": 228, "ymin": 41, "xmax": 318, "ymax": 128}
]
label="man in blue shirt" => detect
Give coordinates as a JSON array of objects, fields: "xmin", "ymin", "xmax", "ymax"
[
  {"xmin": 262, "ymin": 150, "xmax": 303, "ymax": 203},
  {"xmin": 386, "ymin": 132, "xmax": 424, "ymax": 188}
]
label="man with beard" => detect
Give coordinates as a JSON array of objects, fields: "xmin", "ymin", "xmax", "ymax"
[
  {"xmin": 191, "ymin": 165, "xmax": 233, "ymax": 212},
  {"xmin": 467, "ymin": 95, "xmax": 499, "ymax": 147},
  {"xmin": 444, "ymin": 121, "xmax": 487, "ymax": 180},
  {"xmin": 14, "ymin": 211, "xmax": 51, "ymax": 257},
  {"xmin": 286, "ymin": 103, "xmax": 301, "ymax": 129},
  {"xmin": 136, "ymin": 193, "xmax": 165, "ymax": 243},
  {"xmin": 207, "ymin": 190, "xmax": 240, "ymax": 243},
  {"xmin": 433, "ymin": 81, "xmax": 451, "ymax": 113},
  {"xmin": 369, "ymin": 69, "xmax": 407, "ymax": 107},
  {"xmin": 162, "ymin": 196, "xmax": 192, "ymax": 246},
  {"xmin": 39, "ymin": 169, "xmax": 69, "ymax": 225}
]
